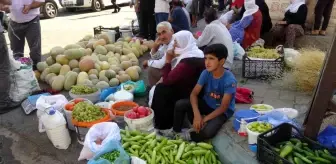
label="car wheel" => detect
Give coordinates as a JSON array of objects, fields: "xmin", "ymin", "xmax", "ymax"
[
  {"xmin": 42, "ymin": 2, "xmax": 58, "ymax": 19},
  {"xmin": 92, "ymin": 0, "xmax": 102, "ymax": 12}
]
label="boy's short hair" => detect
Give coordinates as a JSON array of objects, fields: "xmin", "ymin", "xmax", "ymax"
[{"xmin": 204, "ymin": 44, "xmax": 228, "ymax": 60}]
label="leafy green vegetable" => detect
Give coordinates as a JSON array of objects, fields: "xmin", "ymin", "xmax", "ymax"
[
  {"xmin": 72, "ymin": 102, "xmax": 105, "ymax": 122},
  {"xmin": 70, "ymin": 85, "xmax": 98, "ymax": 95}
]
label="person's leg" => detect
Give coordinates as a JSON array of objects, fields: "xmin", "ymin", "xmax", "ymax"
[
  {"xmin": 148, "ymin": 11, "xmax": 157, "ymax": 40},
  {"xmin": 25, "ymin": 17, "xmax": 42, "ymax": 67},
  {"xmin": 148, "ymin": 67, "xmax": 162, "ymax": 87},
  {"xmin": 285, "ymin": 24, "xmax": 304, "ymax": 48},
  {"xmin": 0, "ymin": 33, "xmax": 21, "ymax": 114},
  {"xmin": 218, "ymin": 0, "xmax": 225, "ymax": 11},
  {"xmin": 139, "ymin": 11, "xmax": 148, "ymax": 38},
  {"xmin": 269, "ymin": 24, "xmax": 285, "ymax": 46},
  {"xmin": 313, "ymin": 1, "xmax": 323, "ymax": 32},
  {"xmin": 173, "ymin": 99, "xmax": 193, "ymax": 132},
  {"xmin": 321, "ymin": 0, "xmax": 335, "ymax": 34},
  {"xmin": 8, "ymin": 20, "xmax": 26, "ymax": 59}
]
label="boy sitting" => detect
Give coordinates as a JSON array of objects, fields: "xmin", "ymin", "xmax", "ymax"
[{"xmin": 172, "ymin": 44, "xmax": 237, "ymax": 142}]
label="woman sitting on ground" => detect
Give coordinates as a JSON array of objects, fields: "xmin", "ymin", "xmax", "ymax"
[
  {"xmin": 195, "ymin": 7, "xmax": 234, "ymax": 70},
  {"xmin": 270, "ymin": 0, "xmax": 307, "ymax": 48},
  {"xmin": 228, "ymin": 0, "xmax": 262, "ymax": 49},
  {"xmin": 151, "ymin": 30, "xmax": 204, "ymax": 135},
  {"xmin": 169, "ymin": 0, "xmax": 190, "ymax": 32}
]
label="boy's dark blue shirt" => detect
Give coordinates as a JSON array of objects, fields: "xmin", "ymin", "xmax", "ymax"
[{"xmin": 197, "ymin": 69, "xmax": 237, "ymax": 116}]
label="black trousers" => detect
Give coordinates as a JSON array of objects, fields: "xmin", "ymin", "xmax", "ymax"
[
  {"xmin": 314, "ymin": 0, "xmax": 335, "ymax": 31},
  {"xmin": 111, "ymin": 0, "xmax": 120, "ymax": 11},
  {"xmin": 139, "ymin": 11, "xmax": 156, "ymax": 40},
  {"xmin": 173, "ymin": 98, "xmax": 229, "ymax": 142}
]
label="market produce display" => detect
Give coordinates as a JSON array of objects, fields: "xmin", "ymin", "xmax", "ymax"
[
  {"xmin": 250, "ymin": 104, "xmax": 273, "ymax": 111},
  {"xmin": 35, "ymin": 33, "xmax": 149, "ymax": 91},
  {"xmin": 99, "ymin": 150, "xmax": 120, "ymax": 163},
  {"xmin": 125, "ymin": 106, "xmax": 152, "ymax": 119},
  {"xmin": 247, "ymin": 122, "xmax": 272, "ymax": 133},
  {"xmin": 70, "ymin": 85, "xmax": 98, "ymax": 95},
  {"xmin": 72, "ymin": 101, "xmax": 106, "ymax": 122},
  {"xmin": 272, "ymin": 138, "xmax": 336, "ymax": 164},
  {"xmin": 247, "ymin": 47, "xmax": 280, "ymax": 59},
  {"xmin": 120, "ymin": 129, "xmax": 221, "ymax": 164}
]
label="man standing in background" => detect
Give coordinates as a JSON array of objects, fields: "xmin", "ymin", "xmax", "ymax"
[
  {"xmin": 111, "ymin": 0, "xmax": 121, "ymax": 13},
  {"xmin": 0, "ymin": 0, "xmax": 21, "ymax": 114},
  {"xmin": 8, "ymin": 0, "xmax": 44, "ymax": 70},
  {"xmin": 138, "ymin": 0, "xmax": 156, "ymax": 40}
]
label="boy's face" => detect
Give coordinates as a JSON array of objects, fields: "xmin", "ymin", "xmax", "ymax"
[{"xmin": 205, "ymin": 54, "xmax": 225, "ymax": 72}]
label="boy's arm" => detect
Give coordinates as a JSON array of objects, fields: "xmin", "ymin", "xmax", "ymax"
[
  {"xmin": 190, "ymin": 84, "xmax": 203, "ymax": 133},
  {"xmin": 203, "ymin": 94, "xmax": 232, "ymax": 122}
]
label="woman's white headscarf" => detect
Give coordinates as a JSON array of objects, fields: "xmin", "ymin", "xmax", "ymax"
[
  {"xmin": 285, "ymin": 0, "xmax": 305, "ymax": 13},
  {"xmin": 219, "ymin": 10, "xmax": 234, "ymax": 26},
  {"xmin": 242, "ymin": 0, "xmax": 259, "ymax": 19},
  {"xmin": 171, "ymin": 30, "xmax": 204, "ymax": 69}
]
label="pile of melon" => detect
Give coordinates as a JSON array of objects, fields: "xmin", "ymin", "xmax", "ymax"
[{"xmin": 35, "ymin": 33, "xmax": 151, "ymax": 91}]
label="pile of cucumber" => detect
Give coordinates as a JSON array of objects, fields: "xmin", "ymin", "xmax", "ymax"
[
  {"xmin": 272, "ymin": 138, "xmax": 336, "ymax": 164},
  {"xmin": 120, "ymin": 129, "xmax": 220, "ymax": 164}
]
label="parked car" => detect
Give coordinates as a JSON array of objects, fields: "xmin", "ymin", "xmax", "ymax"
[
  {"xmin": 41, "ymin": 0, "xmax": 63, "ymax": 19},
  {"xmin": 61, "ymin": 0, "xmax": 130, "ymax": 12}
]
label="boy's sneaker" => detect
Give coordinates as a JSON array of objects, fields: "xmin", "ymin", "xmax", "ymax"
[
  {"xmin": 175, "ymin": 129, "xmax": 193, "ymax": 141},
  {"xmin": 158, "ymin": 128, "xmax": 175, "ymax": 139}
]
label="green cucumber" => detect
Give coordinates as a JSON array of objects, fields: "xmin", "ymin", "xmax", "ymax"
[{"xmin": 293, "ymin": 152, "xmax": 313, "ymax": 164}]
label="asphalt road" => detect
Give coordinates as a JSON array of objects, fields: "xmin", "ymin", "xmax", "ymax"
[{"xmin": 4, "ymin": 5, "xmax": 137, "ymax": 55}]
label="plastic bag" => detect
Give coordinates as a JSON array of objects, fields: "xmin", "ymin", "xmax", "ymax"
[
  {"xmin": 131, "ymin": 157, "xmax": 146, "ymax": 164},
  {"xmin": 148, "ymin": 85, "xmax": 156, "ymax": 107},
  {"xmin": 318, "ymin": 125, "xmax": 336, "ymax": 149},
  {"xmin": 233, "ymin": 41, "xmax": 245, "ymax": 60},
  {"xmin": 8, "ymin": 49, "xmax": 21, "ymax": 70},
  {"xmin": 78, "ymin": 122, "xmax": 121, "ymax": 161},
  {"xmin": 100, "ymin": 87, "xmax": 118, "ymax": 102},
  {"xmin": 36, "ymin": 95, "xmax": 68, "ymax": 133},
  {"xmin": 9, "ymin": 64, "xmax": 40, "ymax": 102},
  {"xmin": 284, "ymin": 48, "xmax": 300, "ymax": 68},
  {"xmin": 88, "ymin": 140, "xmax": 130, "ymax": 164},
  {"xmin": 257, "ymin": 111, "xmax": 302, "ymax": 129}
]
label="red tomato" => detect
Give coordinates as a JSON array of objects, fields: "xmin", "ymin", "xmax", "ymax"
[
  {"xmin": 73, "ymin": 98, "xmax": 85, "ymax": 104},
  {"xmin": 65, "ymin": 103, "xmax": 75, "ymax": 111}
]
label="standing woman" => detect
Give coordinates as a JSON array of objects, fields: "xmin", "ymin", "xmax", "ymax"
[
  {"xmin": 111, "ymin": 0, "xmax": 121, "ymax": 13},
  {"xmin": 270, "ymin": 0, "xmax": 307, "ymax": 48},
  {"xmin": 154, "ymin": 0, "xmax": 171, "ymax": 25},
  {"xmin": 312, "ymin": 0, "xmax": 335, "ymax": 35}
]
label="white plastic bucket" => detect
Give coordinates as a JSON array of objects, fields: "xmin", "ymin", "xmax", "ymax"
[
  {"xmin": 120, "ymin": 29, "xmax": 132, "ymax": 38},
  {"xmin": 124, "ymin": 108, "xmax": 154, "ymax": 132},
  {"xmin": 107, "ymin": 30, "xmax": 116, "ymax": 43},
  {"xmin": 246, "ymin": 121, "xmax": 273, "ymax": 144}
]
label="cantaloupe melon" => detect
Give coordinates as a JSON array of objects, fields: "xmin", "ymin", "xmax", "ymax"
[
  {"xmin": 114, "ymin": 53, "xmax": 121, "ymax": 59},
  {"xmin": 96, "ymin": 81, "xmax": 110, "ymax": 89},
  {"xmin": 79, "ymin": 58, "xmax": 95, "ymax": 72},
  {"xmin": 130, "ymin": 66, "xmax": 141, "ymax": 74},
  {"xmin": 51, "ymin": 75, "xmax": 65, "ymax": 91},
  {"xmin": 130, "ymin": 58, "xmax": 139, "ymax": 66},
  {"xmin": 99, "ymin": 70, "xmax": 107, "ymax": 79},
  {"xmin": 127, "ymin": 53, "xmax": 137, "ymax": 59},
  {"xmin": 118, "ymin": 71, "xmax": 126, "ymax": 75},
  {"xmin": 110, "ymin": 65, "xmax": 122, "ymax": 73},
  {"xmin": 49, "ymin": 63, "xmax": 62, "ymax": 74},
  {"xmin": 77, "ymin": 42, "xmax": 86, "ymax": 48},
  {"xmin": 122, "ymin": 48, "xmax": 132, "ymax": 55},
  {"xmin": 85, "ymin": 48, "xmax": 92, "ymax": 56},
  {"xmin": 89, "ymin": 74, "xmax": 98, "ymax": 80},
  {"xmin": 40, "ymin": 68, "xmax": 50, "ymax": 82},
  {"xmin": 98, "ymin": 33, "xmax": 110, "ymax": 44},
  {"xmin": 83, "ymin": 79, "xmax": 93, "ymax": 86},
  {"xmin": 91, "ymin": 79, "xmax": 100, "ymax": 85},
  {"xmin": 95, "ymin": 63, "xmax": 101, "ymax": 72},
  {"xmin": 59, "ymin": 65, "xmax": 71, "ymax": 75},
  {"xmin": 72, "ymin": 68, "xmax": 80, "ymax": 73},
  {"xmin": 121, "ymin": 61, "xmax": 132, "ymax": 70},
  {"xmin": 50, "ymin": 46, "xmax": 65, "ymax": 59},
  {"xmin": 105, "ymin": 44, "xmax": 115, "ymax": 52},
  {"xmin": 86, "ymin": 39, "xmax": 97, "ymax": 49},
  {"xmin": 125, "ymin": 67, "xmax": 140, "ymax": 81},
  {"xmin": 100, "ymin": 61, "xmax": 110, "ymax": 70},
  {"xmin": 77, "ymin": 72, "xmax": 89, "ymax": 85},
  {"xmin": 64, "ymin": 71, "xmax": 78, "ymax": 90},
  {"xmin": 117, "ymin": 74, "xmax": 131, "ymax": 83},
  {"xmin": 34, "ymin": 70, "xmax": 41, "ymax": 80},
  {"xmin": 94, "ymin": 45, "xmax": 108, "ymax": 55},
  {"xmin": 46, "ymin": 56, "xmax": 56, "ymax": 66},
  {"xmin": 56, "ymin": 55, "xmax": 69, "ymax": 65},
  {"xmin": 99, "ymin": 76, "xmax": 109, "ymax": 83},
  {"xmin": 37, "ymin": 62, "xmax": 48, "ymax": 72},
  {"xmin": 131, "ymin": 47, "xmax": 140, "ymax": 57},
  {"xmin": 106, "ymin": 51, "xmax": 114, "ymax": 57},
  {"xmin": 99, "ymin": 55, "xmax": 108, "ymax": 62},
  {"xmin": 120, "ymin": 55, "xmax": 130, "ymax": 62},
  {"xmin": 49, "ymin": 76, "xmax": 57, "ymax": 86},
  {"xmin": 93, "ymin": 39, "xmax": 107, "ymax": 49},
  {"xmin": 88, "ymin": 69, "xmax": 99, "ymax": 76},
  {"xmin": 69, "ymin": 59, "xmax": 79, "ymax": 69},
  {"xmin": 105, "ymin": 70, "xmax": 116, "ymax": 79},
  {"xmin": 82, "ymin": 35, "xmax": 93, "ymax": 41},
  {"xmin": 64, "ymin": 44, "xmax": 81, "ymax": 50},
  {"xmin": 141, "ymin": 45, "xmax": 149, "ymax": 52},
  {"xmin": 115, "ymin": 47, "xmax": 122, "ymax": 54},
  {"xmin": 45, "ymin": 73, "xmax": 57, "ymax": 85},
  {"xmin": 109, "ymin": 78, "xmax": 119, "ymax": 87},
  {"xmin": 123, "ymin": 42, "xmax": 131, "ymax": 49},
  {"xmin": 64, "ymin": 49, "xmax": 84, "ymax": 60}
]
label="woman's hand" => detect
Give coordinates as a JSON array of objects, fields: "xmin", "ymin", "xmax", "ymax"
[
  {"xmin": 166, "ymin": 50, "xmax": 175, "ymax": 63},
  {"xmin": 193, "ymin": 33, "xmax": 199, "ymax": 39},
  {"xmin": 226, "ymin": 24, "xmax": 232, "ymax": 29}
]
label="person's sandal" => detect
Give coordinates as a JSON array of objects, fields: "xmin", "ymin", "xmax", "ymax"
[
  {"xmin": 319, "ymin": 31, "xmax": 326, "ymax": 36},
  {"xmin": 311, "ymin": 30, "xmax": 319, "ymax": 35}
]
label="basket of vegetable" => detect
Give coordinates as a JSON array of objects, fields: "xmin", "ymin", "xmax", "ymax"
[
  {"xmin": 71, "ymin": 101, "xmax": 112, "ymax": 144},
  {"xmin": 124, "ymin": 106, "xmax": 154, "ymax": 132},
  {"xmin": 120, "ymin": 129, "xmax": 222, "ymax": 164},
  {"xmin": 63, "ymin": 98, "xmax": 92, "ymax": 131},
  {"xmin": 257, "ymin": 123, "xmax": 336, "ymax": 164},
  {"xmin": 69, "ymin": 85, "xmax": 101, "ymax": 103}
]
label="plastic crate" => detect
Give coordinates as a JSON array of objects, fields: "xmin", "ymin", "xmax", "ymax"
[
  {"xmin": 93, "ymin": 26, "xmax": 120, "ymax": 40},
  {"xmin": 242, "ymin": 55, "xmax": 285, "ymax": 79},
  {"xmin": 257, "ymin": 123, "xmax": 336, "ymax": 164}
]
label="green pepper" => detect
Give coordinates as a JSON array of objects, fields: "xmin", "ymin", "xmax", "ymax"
[
  {"xmin": 197, "ymin": 142, "xmax": 213, "ymax": 150},
  {"xmin": 323, "ymin": 149, "xmax": 331, "ymax": 155},
  {"xmin": 315, "ymin": 150, "xmax": 320, "ymax": 157},
  {"xmin": 175, "ymin": 142, "xmax": 186, "ymax": 161},
  {"xmin": 293, "ymin": 152, "xmax": 313, "ymax": 164},
  {"xmin": 290, "ymin": 138, "xmax": 301, "ymax": 144},
  {"xmin": 320, "ymin": 153, "xmax": 336, "ymax": 163},
  {"xmin": 287, "ymin": 154, "xmax": 294, "ymax": 164},
  {"xmin": 295, "ymin": 142, "xmax": 302, "ymax": 149},
  {"xmin": 182, "ymin": 151, "xmax": 193, "ymax": 159},
  {"xmin": 185, "ymin": 143, "xmax": 196, "ymax": 152},
  {"xmin": 280, "ymin": 144, "xmax": 293, "ymax": 158},
  {"xmin": 294, "ymin": 157, "xmax": 304, "ymax": 164}
]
